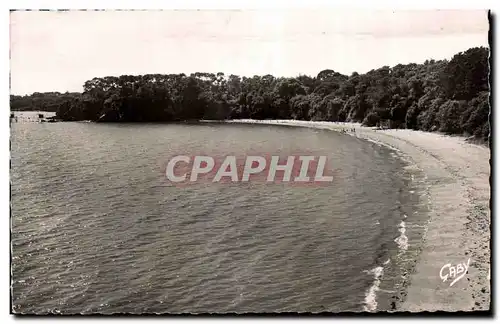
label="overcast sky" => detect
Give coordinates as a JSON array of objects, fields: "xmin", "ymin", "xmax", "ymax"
[{"xmin": 10, "ymin": 10, "xmax": 489, "ymax": 95}]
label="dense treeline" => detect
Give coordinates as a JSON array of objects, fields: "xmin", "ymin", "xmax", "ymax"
[
  {"xmin": 10, "ymin": 92, "xmax": 81, "ymax": 112},
  {"xmin": 11, "ymin": 47, "xmax": 490, "ymax": 141}
]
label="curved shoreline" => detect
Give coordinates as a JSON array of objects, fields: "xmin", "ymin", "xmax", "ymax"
[{"xmin": 215, "ymin": 119, "xmax": 491, "ymax": 312}]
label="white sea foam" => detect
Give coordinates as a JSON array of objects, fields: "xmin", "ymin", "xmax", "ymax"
[
  {"xmin": 394, "ymin": 221, "xmax": 409, "ymax": 251},
  {"xmin": 363, "ymin": 266, "xmax": 384, "ymax": 312}
]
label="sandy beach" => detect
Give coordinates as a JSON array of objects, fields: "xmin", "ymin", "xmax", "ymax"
[{"xmin": 220, "ymin": 119, "xmax": 491, "ymax": 312}]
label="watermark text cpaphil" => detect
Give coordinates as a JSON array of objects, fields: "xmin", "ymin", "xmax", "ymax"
[{"xmin": 164, "ymin": 155, "xmax": 336, "ymax": 184}]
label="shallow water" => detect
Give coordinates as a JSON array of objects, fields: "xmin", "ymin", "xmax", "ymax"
[{"xmin": 11, "ymin": 113, "xmax": 429, "ymax": 313}]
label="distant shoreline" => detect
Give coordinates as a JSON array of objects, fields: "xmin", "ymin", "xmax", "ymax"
[{"xmin": 10, "ymin": 111, "xmax": 490, "ymax": 148}]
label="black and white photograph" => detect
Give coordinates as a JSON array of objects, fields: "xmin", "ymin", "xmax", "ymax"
[{"xmin": 9, "ymin": 7, "xmax": 492, "ymax": 315}]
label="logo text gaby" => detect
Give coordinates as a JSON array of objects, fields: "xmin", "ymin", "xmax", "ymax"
[{"xmin": 439, "ymin": 258, "xmax": 470, "ymax": 287}]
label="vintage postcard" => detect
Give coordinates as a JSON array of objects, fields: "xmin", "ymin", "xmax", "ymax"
[{"xmin": 9, "ymin": 8, "xmax": 491, "ymax": 315}]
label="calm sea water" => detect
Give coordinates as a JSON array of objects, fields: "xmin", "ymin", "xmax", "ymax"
[{"xmin": 11, "ymin": 112, "xmax": 429, "ymax": 314}]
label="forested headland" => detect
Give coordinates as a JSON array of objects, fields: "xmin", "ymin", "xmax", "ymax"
[{"xmin": 10, "ymin": 47, "xmax": 490, "ymax": 141}]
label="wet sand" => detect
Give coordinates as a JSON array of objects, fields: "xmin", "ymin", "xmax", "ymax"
[{"xmin": 222, "ymin": 119, "xmax": 491, "ymax": 312}]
